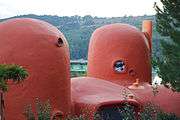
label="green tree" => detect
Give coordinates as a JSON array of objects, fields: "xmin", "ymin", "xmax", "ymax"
[
  {"xmin": 0, "ymin": 64, "xmax": 28, "ymax": 120},
  {"xmin": 83, "ymin": 15, "xmax": 95, "ymax": 25},
  {"xmin": 154, "ymin": 0, "xmax": 180, "ymax": 91}
]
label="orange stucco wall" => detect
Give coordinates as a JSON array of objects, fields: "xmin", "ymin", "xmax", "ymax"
[
  {"xmin": 87, "ymin": 23, "xmax": 151, "ymax": 85},
  {"xmin": 0, "ymin": 18, "xmax": 71, "ymax": 119}
]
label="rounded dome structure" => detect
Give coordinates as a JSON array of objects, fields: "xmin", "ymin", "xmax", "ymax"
[
  {"xmin": 0, "ymin": 18, "xmax": 71, "ymax": 119},
  {"xmin": 87, "ymin": 23, "xmax": 151, "ymax": 84}
]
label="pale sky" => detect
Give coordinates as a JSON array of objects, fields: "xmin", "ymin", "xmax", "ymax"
[{"xmin": 0, "ymin": 0, "xmax": 162, "ymax": 19}]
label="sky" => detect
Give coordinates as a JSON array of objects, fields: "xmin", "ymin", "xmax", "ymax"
[{"xmin": 0, "ymin": 0, "xmax": 162, "ymax": 19}]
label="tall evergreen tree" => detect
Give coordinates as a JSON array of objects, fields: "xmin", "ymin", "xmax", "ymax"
[{"xmin": 154, "ymin": 0, "xmax": 180, "ymax": 91}]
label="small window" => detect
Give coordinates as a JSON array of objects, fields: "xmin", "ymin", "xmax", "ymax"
[
  {"xmin": 129, "ymin": 68, "xmax": 136, "ymax": 77},
  {"xmin": 57, "ymin": 38, "xmax": 64, "ymax": 47},
  {"xmin": 113, "ymin": 60, "xmax": 125, "ymax": 73}
]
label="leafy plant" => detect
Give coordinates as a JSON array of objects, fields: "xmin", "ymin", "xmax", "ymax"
[
  {"xmin": 157, "ymin": 111, "xmax": 180, "ymax": 120},
  {"xmin": 23, "ymin": 104, "xmax": 35, "ymax": 120},
  {"xmin": 0, "ymin": 64, "xmax": 28, "ymax": 91},
  {"xmin": 0, "ymin": 64, "xmax": 28, "ymax": 120},
  {"xmin": 36, "ymin": 99, "xmax": 51, "ymax": 120},
  {"xmin": 140, "ymin": 102, "xmax": 158, "ymax": 120},
  {"xmin": 66, "ymin": 115, "xmax": 88, "ymax": 120},
  {"xmin": 23, "ymin": 98, "xmax": 51, "ymax": 120},
  {"xmin": 140, "ymin": 102, "xmax": 180, "ymax": 120},
  {"xmin": 24, "ymin": 100, "xmax": 180, "ymax": 120},
  {"xmin": 119, "ymin": 103, "xmax": 136, "ymax": 120}
]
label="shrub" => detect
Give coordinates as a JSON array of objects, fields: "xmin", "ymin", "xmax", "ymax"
[
  {"xmin": 24, "ymin": 100, "xmax": 180, "ymax": 120},
  {"xmin": 23, "ymin": 98, "xmax": 51, "ymax": 120}
]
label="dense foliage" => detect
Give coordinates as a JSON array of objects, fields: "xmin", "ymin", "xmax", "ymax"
[
  {"xmin": 0, "ymin": 64, "xmax": 28, "ymax": 91},
  {"xmin": 24, "ymin": 101, "xmax": 180, "ymax": 120},
  {"xmin": 24, "ymin": 99, "xmax": 51, "ymax": 120},
  {"xmin": 154, "ymin": 0, "xmax": 180, "ymax": 91},
  {"xmin": 0, "ymin": 14, "xmax": 159, "ymax": 60}
]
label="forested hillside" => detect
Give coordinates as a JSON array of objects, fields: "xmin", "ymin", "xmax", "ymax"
[{"xmin": 0, "ymin": 14, "xmax": 160, "ymax": 59}]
